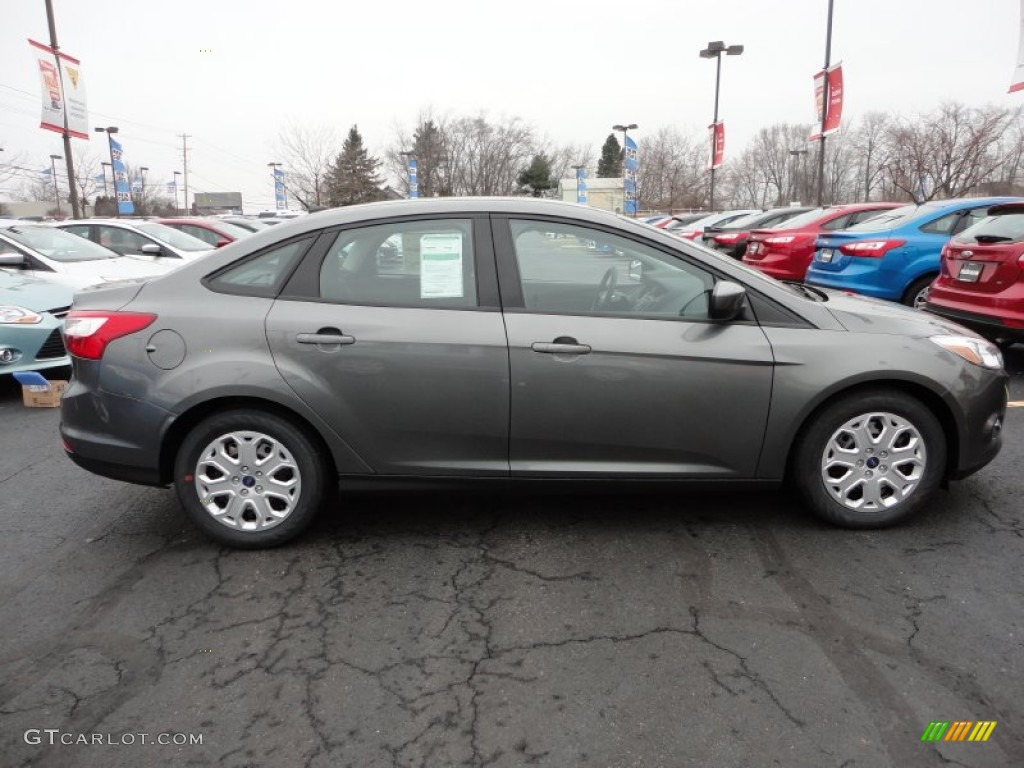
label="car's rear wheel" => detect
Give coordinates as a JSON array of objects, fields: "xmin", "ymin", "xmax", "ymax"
[
  {"xmin": 793, "ymin": 390, "xmax": 946, "ymax": 528},
  {"xmin": 903, "ymin": 275, "xmax": 936, "ymax": 309},
  {"xmin": 173, "ymin": 409, "xmax": 328, "ymax": 548}
]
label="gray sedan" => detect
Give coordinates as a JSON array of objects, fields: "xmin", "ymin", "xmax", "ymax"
[{"xmin": 60, "ymin": 199, "xmax": 1008, "ymax": 548}]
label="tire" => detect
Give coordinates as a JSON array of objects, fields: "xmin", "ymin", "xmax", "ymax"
[
  {"xmin": 793, "ymin": 390, "xmax": 946, "ymax": 528},
  {"xmin": 903, "ymin": 274, "xmax": 936, "ymax": 309},
  {"xmin": 173, "ymin": 409, "xmax": 328, "ymax": 548}
]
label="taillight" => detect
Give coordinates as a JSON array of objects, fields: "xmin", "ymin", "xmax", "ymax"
[
  {"xmin": 765, "ymin": 235, "xmax": 796, "ymax": 244},
  {"xmin": 714, "ymin": 233, "xmax": 742, "ymax": 243},
  {"xmin": 63, "ymin": 310, "xmax": 157, "ymax": 360},
  {"xmin": 838, "ymin": 239, "xmax": 907, "ymax": 257},
  {"xmin": 679, "ymin": 231, "xmax": 701, "ymax": 240}
]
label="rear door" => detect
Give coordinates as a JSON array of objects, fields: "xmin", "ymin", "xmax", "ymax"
[
  {"xmin": 265, "ymin": 215, "xmax": 510, "ymax": 476},
  {"xmin": 493, "ymin": 216, "xmax": 774, "ymax": 478}
]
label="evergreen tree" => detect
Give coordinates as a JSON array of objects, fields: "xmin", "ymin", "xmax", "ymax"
[
  {"xmin": 412, "ymin": 119, "xmax": 447, "ymax": 197},
  {"xmin": 597, "ymin": 134, "xmax": 621, "ymax": 178},
  {"xmin": 326, "ymin": 125, "xmax": 383, "ymax": 206},
  {"xmin": 517, "ymin": 154, "xmax": 556, "ymax": 196}
]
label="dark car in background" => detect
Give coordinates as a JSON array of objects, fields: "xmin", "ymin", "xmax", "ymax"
[
  {"xmin": 670, "ymin": 209, "xmax": 760, "ymax": 241},
  {"xmin": 60, "ymin": 198, "xmax": 1006, "ymax": 548},
  {"xmin": 742, "ymin": 203, "xmax": 900, "ymax": 281},
  {"xmin": 926, "ymin": 202, "xmax": 1024, "ymax": 345},
  {"xmin": 702, "ymin": 207, "xmax": 813, "ymax": 259}
]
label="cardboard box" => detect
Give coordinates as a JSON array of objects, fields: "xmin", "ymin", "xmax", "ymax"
[{"xmin": 21, "ymin": 380, "xmax": 68, "ymax": 408}]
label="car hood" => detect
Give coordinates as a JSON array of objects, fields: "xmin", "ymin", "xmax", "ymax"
[
  {"xmin": 0, "ymin": 271, "xmax": 75, "ymax": 312},
  {"xmin": 821, "ymin": 288, "xmax": 978, "ymax": 338},
  {"xmin": 58, "ymin": 256, "xmax": 177, "ymax": 281}
]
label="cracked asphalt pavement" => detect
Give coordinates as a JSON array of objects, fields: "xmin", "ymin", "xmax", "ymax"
[{"xmin": 1, "ymin": 350, "xmax": 1023, "ymax": 767}]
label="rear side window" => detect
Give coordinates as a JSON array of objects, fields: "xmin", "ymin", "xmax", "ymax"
[
  {"xmin": 955, "ymin": 211, "xmax": 1024, "ymax": 243},
  {"xmin": 819, "ymin": 213, "xmax": 852, "ymax": 231},
  {"xmin": 318, "ymin": 219, "xmax": 477, "ymax": 309},
  {"xmin": 208, "ymin": 237, "xmax": 311, "ymax": 296}
]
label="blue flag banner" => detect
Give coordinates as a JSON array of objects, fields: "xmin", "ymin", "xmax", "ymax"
[
  {"xmin": 131, "ymin": 177, "xmax": 143, "ymax": 194},
  {"xmin": 623, "ymin": 135, "xmax": 638, "ymax": 215},
  {"xmin": 108, "ymin": 137, "xmax": 135, "ymax": 215},
  {"xmin": 407, "ymin": 157, "xmax": 419, "ymax": 199},
  {"xmin": 273, "ymin": 167, "xmax": 286, "ymax": 210},
  {"xmin": 40, "ymin": 168, "xmax": 52, "ymax": 177},
  {"xmin": 166, "ymin": 181, "xmax": 176, "ymax": 194},
  {"xmin": 576, "ymin": 166, "xmax": 588, "ymax": 204},
  {"xmin": 94, "ymin": 172, "xmax": 105, "ymax": 182}
]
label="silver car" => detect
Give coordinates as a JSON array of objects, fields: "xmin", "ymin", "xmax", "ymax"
[{"xmin": 60, "ymin": 199, "xmax": 1008, "ymax": 548}]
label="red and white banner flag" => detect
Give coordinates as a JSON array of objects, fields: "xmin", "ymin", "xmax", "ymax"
[
  {"xmin": 1011, "ymin": 0, "xmax": 1024, "ymax": 92},
  {"xmin": 810, "ymin": 63, "xmax": 843, "ymax": 141},
  {"xmin": 29, "ymin": 38, "xmax": 89, "ymax": 140},
  {"xmin": 709, "ymin": 122, "xmax": 725, "ymax": 169}
]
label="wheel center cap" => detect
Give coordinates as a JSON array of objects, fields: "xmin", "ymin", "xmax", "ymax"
[
  {"xmin": 866, "ymin": 456, "xmax": 880, "ymax": 469},
  {"xmin": 242, "ymin": 475, "xmax": 256, "ymax": 487}
]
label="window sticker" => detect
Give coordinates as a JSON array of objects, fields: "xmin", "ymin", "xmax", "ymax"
[{"xmin": 420, "ymin": 232, "xmax": 464, "ymax": 298}]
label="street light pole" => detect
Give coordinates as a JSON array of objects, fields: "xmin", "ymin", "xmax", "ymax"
[
  {"xmin": 95, "ymin": 126, "xmax": 120, "ymax": 218},
  {"xmin": 173, "ymin": 171, "xmax": 182, "ymax": 216},
  {"xmin": 100, "ymin": 161, "xmax": 110, "ymax": 198},
  {"xmin": 139, "ymin": 165, "xmax": 148, "ymax": 214},
  {"xmin": 789, "ymin": 148, "xmax": 808, "ymax": 203},
  {"xmin": 700, "ymin": 41, "xmax": 744, "ymax": 212},
  {"xmin": 817, "ymin": 0, "xmax": 836, "ymax": 206},
  {"xmin": 49, "ymin": 154, "xmax": 62, "ymax": 216},
  {"xmin": 612, "ymin": 123, "xmax": 638, "ymax": 215},
  {"xmin": 43, "ymin": 0, "xmax": 81, "ymax": 219}
]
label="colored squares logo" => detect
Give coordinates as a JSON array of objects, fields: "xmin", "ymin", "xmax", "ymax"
[{"xmin": 921, "ymin": 721, "xmax": 996, "ymax": 742}]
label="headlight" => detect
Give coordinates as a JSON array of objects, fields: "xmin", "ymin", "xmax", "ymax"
[
  {"xmin": 0, "ymin": 306, "xmax": 43, "ymax": 324},
  {"xmin": 930, "ymin": 335, "xmax": 1003, "ymax": 370}
]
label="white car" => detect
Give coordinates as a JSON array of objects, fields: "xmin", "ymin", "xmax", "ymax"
[
  {"xmin": 0, "ymin": 222, "xmax": 178, "ymax": 289},
  {"xmin": 55, "ymin": 219, "xmax": 213, "ymax": 264}
]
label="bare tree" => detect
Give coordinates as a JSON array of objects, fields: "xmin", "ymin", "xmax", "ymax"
[
  {"xmin": 635, "ymin": 127, "xmax": 707, "ymax": 211},
  {"xmin": 441, "ymin": 113, "xmax": 535, "ymax": 196},
  {"xmin": 276, "ymin": 122, "xmax": 339, "ymax": 209},
  {"xmin": 71, "ymin": 145, "xmax": 99, "ymax": 210}
]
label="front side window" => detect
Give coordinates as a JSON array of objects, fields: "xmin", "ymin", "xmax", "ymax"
[
  {"xmin": 179, "ymin": 224, "xmax": 220, "ymax": 246},
  {"xmin": 509, "ymin": 219, "xmax": 716, "ymax": 320},
  {"xmin": 952, "ymin": 207, "xmax": 991, "ymax": 235},
  {"xmin": 919, "ymin": 212, "xmax": 960, "ymax": 235},
  {"xmin": 319, "ymin": 219, "xmax": 477, "ymax": 308},
  {"xmin": 97, "ymin": 225, "xmax": 150, "ymax": 254}
]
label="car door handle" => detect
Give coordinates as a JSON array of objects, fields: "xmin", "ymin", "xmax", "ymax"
[
  {"xmin": 297, "ymin": 332, "xmax": 355, "ymax": 345},
  {"xmin": 531, "ymin": 338, "xmax": 591, "ymax": 355}
]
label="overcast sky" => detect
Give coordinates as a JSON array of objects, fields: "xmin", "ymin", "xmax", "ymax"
[{"xmin": 1, "ymin": 0, "xmax": 1022, "ymax": 212}]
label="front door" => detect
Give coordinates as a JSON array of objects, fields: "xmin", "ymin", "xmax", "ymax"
[
  {"xmin": 494, "ymin": 216, "xmax": 774, "ymax": 478},
  {"xmin": 265, "ymin": 216, "xmax": 510, "ymax": 476}
]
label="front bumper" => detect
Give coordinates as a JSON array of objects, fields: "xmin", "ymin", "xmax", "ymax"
[{"xmin": 949, "ymin": 369, "xmax": 1008, "ymax": 480}]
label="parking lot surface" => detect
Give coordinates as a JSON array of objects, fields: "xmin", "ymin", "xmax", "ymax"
[{"xmin": 1, "ymin": 350, "xmax": 1023, "ymax": 768}]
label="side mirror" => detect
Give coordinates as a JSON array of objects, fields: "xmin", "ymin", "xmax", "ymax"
[
  {"xmin": 709, "ymin": 280, "xmax": 747, "ymax": 321},
  {"xmin": 140, "ymin": 243, "xmax": 163, "ymax": 256},
  {"xmin": 0, "ymin": 253, "xmax": 26, "ymax": 267},
  {"xmin": 214, "ymin": 239, "xmax": 230, "ymax": 248}
]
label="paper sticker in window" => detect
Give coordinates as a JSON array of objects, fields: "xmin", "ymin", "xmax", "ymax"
[{"xmin": 420, "ymin": 232, "xmax": 464, "ymax": 298}]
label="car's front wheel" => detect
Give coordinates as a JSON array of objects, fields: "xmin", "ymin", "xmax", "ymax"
[
  {"xmin": 793, "ymin": 390, "xmax": 946, "ymax": 528},
  {"xmin": 173, "ymin": 409, "xmax": 328, "ymax": 548}
]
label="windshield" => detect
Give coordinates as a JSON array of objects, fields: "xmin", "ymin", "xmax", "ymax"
[
  {"xmin": 2, "ymin": 225, "xmax": 118, "ymax": 262},
  {"xmin": 134, "ymin": 221, "xmax": 211, "ymax": 251},
  {"xmin": 955, "ymin": 211, "xmax": 1024, "ymax": 243},
  {"xmin": 845, "ymin": 203, "xmax": 941, "ymax": 231}
]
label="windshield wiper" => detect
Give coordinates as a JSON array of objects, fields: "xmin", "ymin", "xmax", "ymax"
[
  {"xmin": 974, "ymin": 235, "xmax": 1013, "ymax": 244},
  {"xmin": 783, "ymin": 281, "xmax": 827, "ymax": 301}
]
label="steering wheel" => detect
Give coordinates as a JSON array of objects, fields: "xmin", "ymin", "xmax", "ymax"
[{"xmin": 591, "ymin": 267, "xmax": 619, "ymax": 311}]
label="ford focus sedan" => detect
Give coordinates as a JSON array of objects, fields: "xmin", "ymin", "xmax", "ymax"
[{"xmin": 60, "ymin": 199, "xmax": 1008, "ymax": 548}]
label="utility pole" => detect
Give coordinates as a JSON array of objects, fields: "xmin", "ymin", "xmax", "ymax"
[
  {"xmin": 43, "ymin": 0, "xmax": 81, "ymax": 218},
  {"xmin": 816, "ymin": 0, "xmax": 835, "ymax": 206},
  {"xmin": 178, "ymin": 133, "xmax": 191, "ymax": 215}
]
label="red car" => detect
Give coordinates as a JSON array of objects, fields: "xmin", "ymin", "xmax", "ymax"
[
  {"xmin": 742, "ymin": 203, "xmax": 900, "ymax": 281},
  {"xmin": 156, "ymin": 218, "xmax": 252, "ymax": 248},
  {"xmin": 926, "ymin": 202, "xmax": 1024, "ymax": 345}
]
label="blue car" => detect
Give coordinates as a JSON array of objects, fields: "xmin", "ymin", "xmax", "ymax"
[
  {"xmin": 805, "ymin": 197, "xmax": 1020, "ymax": 308},
  {"xmin": 0, "ymin": 271, "xmax": 73, "ymax": 375}
]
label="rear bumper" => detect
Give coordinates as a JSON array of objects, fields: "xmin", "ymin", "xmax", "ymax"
[
  {"xmin": 805, "ymin": 267, "xmax": 902, "ymax": 301},
  {"xmin": 925, "ymin": 302, "xmax": 1024, "ymax": 342},
  {"xmin": 743, "ymin": 253, "xmax": 807, "ymax": 281},
  {"xmin": 60, "ymin": 380, "xmax": 171, "ymax": 487}
]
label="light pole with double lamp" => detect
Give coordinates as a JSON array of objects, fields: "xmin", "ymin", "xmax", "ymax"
[
  {"xmin": 49, "ymin": 154, "xmax": 62, "ymax": 216},
  {"xmin": 94, "ymin": 126, "xmax": 120, "ymax": 218},
  {"xmin": 699, "ymin": 40, "xmax": 743, "ymax": 212},
  {"xmin": 612, "ymin": 123, "xmax": 637, "ymax": 215}
]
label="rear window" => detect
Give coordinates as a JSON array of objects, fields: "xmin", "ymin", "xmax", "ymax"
[
  {"xmin": 134, "ymin": 221, "xmax": 210, "ymax": 251},
  {"xmin": 846, "ymin": 203, "xmax": 942, "ymax": 231},
  {"xmin": 955, "ymin": 211, "xmax": 1024, "ymax": 243},
  {"xmin": 766, "ymin": 207, "xmax": 826, "ymax": 230}
]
